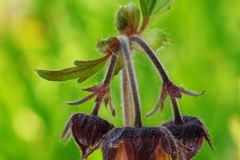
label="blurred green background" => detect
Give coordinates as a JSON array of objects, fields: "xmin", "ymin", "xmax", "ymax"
[{"xmin": 0, "ymin": 0, "xmax": 240, "ymax": 159}]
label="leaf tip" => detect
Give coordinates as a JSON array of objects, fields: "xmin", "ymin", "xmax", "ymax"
[
  {"xmin": 35, "ymin": 68, "xmax": 41, "ymax": 75},
  {"xmin": 35, "ymin": 69, "xmax": 49, "ymax": 80}
]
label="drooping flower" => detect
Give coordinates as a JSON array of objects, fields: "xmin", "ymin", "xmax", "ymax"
[
  {"xmin": 61, "ymin": 113, "xmax": 114, "ymax": 160},
  {"xmin": 162, "ymin": 116, "xmax": 214, "ymax": 160},
  {"xmin": 102, "ymin": 127, "xmax": 182, "ymax": 160}
]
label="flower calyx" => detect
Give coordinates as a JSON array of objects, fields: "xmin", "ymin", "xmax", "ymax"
[
  {"xmin": 146, "ymin": 82, "xmax": 205, "ymax": 117},
  {"xmin": 68, "ymin": 83, "xmax": 116, "ymax": 117},
  {"xmin": 167, "ymin": 82, "xmax": 206, "ymax": 99}
]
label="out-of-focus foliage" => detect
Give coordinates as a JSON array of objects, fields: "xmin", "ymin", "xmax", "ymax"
[{"xmin": 0, "ymin": 0, "xmax": 240, "ymax": 160}]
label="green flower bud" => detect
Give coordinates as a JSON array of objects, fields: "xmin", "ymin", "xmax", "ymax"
[{"xmin": 115, "ymin": 2, "xmax": 140, "ymax": 35}]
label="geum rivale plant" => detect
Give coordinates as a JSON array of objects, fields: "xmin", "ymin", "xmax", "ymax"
[{"xmin": 36, "ymin": 0, "xmax": 214, "ymax": 159}]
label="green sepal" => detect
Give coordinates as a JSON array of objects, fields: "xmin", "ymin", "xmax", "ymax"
[
  {"xmin": 96, "ymin": 36, "xmax": 118, "ymax": 53},
  {"xmin": 36, "ymin": 55, "xmax": 109, "ymax": 83},
  {"xmin": 143, "ymin": 29, "xmax": 172, "ymax": 51},
  {"xmin": 115, "ymin": 2, "xmax": 140, "ymax": 34}
]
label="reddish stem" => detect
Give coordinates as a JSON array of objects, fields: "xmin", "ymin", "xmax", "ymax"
[{"xmin": 90, "ymin": 49, "xmax": 119, "ymax": 116}]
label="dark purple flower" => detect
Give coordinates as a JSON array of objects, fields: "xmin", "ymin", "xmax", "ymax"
[
  {"xmin": 61, "ymin": 113, "xmax": 114, "ymax": 159},
  {"xmin": 102, "ymin": 127, "xmax": 182, "ymax": 160},
  {"xmin": 162, "ymin": 116, "xmax": 214, "ymax": 160}
]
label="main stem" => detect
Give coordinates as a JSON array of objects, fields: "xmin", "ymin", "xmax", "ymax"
[
  {"xmin": 119, "ymin": 35, "xmax": 142, "ymax": 127},
  {"xmin": 130, "ymin": 35, "xmax": 184, "ymax": 124},
  {"xmin": 122, "ymin": 67, "xmax": 134, "ymax": 126}
]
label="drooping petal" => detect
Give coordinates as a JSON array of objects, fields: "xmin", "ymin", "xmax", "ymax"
[
  {"xmin": 61, "ymin": 113, "xmax": 114, "ymax": 159},
  {"xmin": 102, "ymin": 127, "xmax": 181, "ymax": 160},
  {"xmin": 162, "ymin": 116, "xmax": 214, "ymax": 160}
]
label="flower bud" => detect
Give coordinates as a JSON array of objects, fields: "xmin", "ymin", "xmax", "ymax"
[{"xmin": 115, "ymin": 2, "xmax": 140, "ymax": 35}]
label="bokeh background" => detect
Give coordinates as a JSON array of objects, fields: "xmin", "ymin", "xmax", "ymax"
[{"xmin": 0, "ymin": 0, "xmax": 240, "ymax": 159}]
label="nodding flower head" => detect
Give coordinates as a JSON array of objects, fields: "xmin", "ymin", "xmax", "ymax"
[
  {"xmin": 102, "ymin": 127, "xmax": 182, "ymax": 160},
  {"xmin": 61, "ymin": 113, "xmax": 114, "ymax": 160},
  {"xmin": 162, "ymin": 116, "xmax": 214, "ymax": 160}
]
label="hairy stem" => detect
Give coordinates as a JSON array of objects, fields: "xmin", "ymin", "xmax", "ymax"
[
  {"xmin": 129, "ymin": 35, "xmax": 170, "ymax": 82},
  {"xmin": 91, "ymin": 99, "xmax": 103, "ymax": 116},
  {"xmin": 119, "ymin": 35, "xmax": 142, "ymax": 127},
  {"xmin": 130, "ymin": 35, "xmax": 184, "ymax": 124},
  {"xmin": 122, "ymin": 66, "xmax": 134, "ymax": 126},
  {"xmin": 103, "ymin": 52, "xmax": 119, "ymax": 84},
  {"xmin": 170, "ymin": 97, "xmax": 184, "ymax": 124},
  {"xmin": 91, "ymin": 51, "xmax": 119, "ymax": 116}
]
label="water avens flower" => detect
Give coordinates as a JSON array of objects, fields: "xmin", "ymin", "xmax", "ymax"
[{"xmin": 36, "ymin": 1, "xmax": 213, "ymax": 159}]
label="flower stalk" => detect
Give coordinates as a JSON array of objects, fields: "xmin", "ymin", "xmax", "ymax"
[
  {"xmin": 130, "ymin": 35, "xmax": 170, "ymax": 82},
  {"xmin": 91, "ymin": 51, "xmax": 119, "ymax": 116},
  {"xmin": 130, "ymin": 35, "xmax": 184, "ymax": 124},
  {"xmin": 170, "ymin": 97, "xmax": 183, "ymax": 125}
]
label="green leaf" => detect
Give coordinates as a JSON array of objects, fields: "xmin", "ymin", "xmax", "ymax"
[
  {"xmin": 73, "ymin": 55, "xmax": 109, "ymax": 67},
  {"xmin": 115, "ymin": 2, "xmax": 140, "ymax": 34},
  {"xmin": 143, "ymin": 29, "xmax": 172, "ymax": 51},
  {"xmin": 96, "ymin": 36, "xmax": 118, "ymax": 53},
  {"xmin": 139, "ymin": 0, "xmax": 175, "ymax": 22},
  {"xmin": 36, "ymin": 55, "xmax": 109, "ymax": 83}
]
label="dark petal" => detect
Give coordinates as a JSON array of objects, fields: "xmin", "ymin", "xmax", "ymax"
[
  {"xmin": 102, "ymin": 127, "xmax": 180, "ymax": 160},
  {"xmin": 102, "ymin": 128, "xmax": 125, "ymax": 160},
  {"xmin": 61, "ymin": 113, "xmax": 114, "ymax": 159},
  {"xmin": 162, "ymin": 116, "xmax": 214, "ymax": 160}
]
